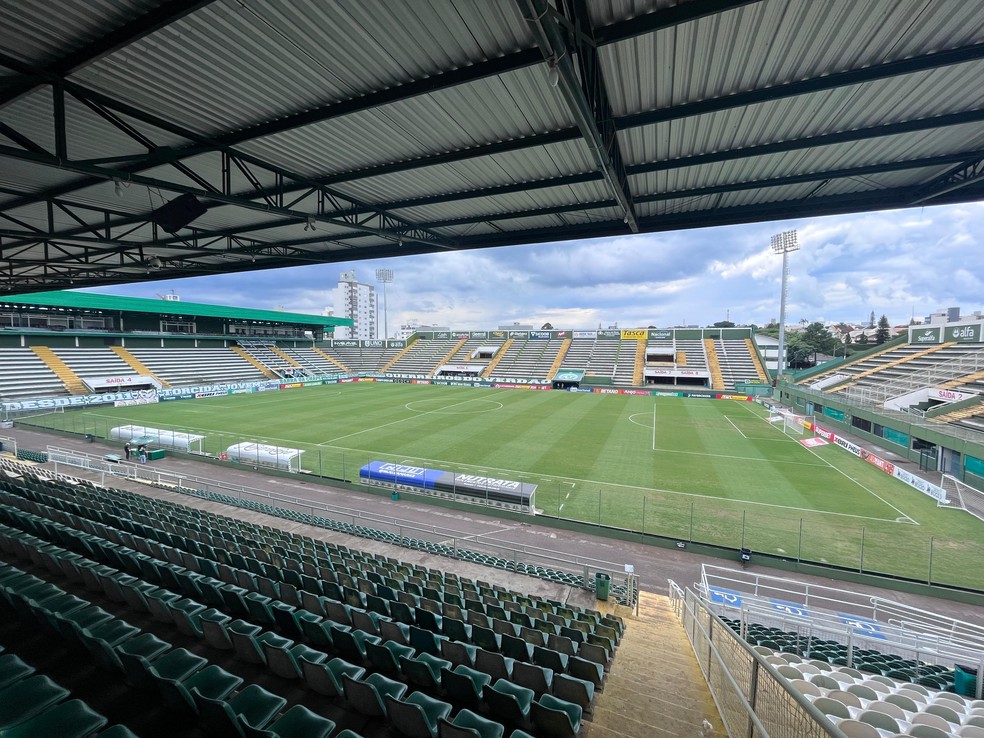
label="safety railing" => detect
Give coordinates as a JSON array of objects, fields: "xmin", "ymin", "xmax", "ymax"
[{"xmin": 668, "ymin": 580, "xmax": 847, "ymax": 738}]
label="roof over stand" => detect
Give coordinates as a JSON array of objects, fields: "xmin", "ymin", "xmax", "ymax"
[{"xmin": 1, "ymin": 0, "xmax": 983, "ymax": 294}]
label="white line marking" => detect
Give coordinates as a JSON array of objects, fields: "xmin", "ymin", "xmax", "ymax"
[
  {"xmin": 318, "ymin": 391, "xmax": 509, "ymax": 445},
  {"xmin": 740, "ymin": 402, "xmax": 918, "ymax": 525},
  {"xmin": 725, "ymin": 415, "xmax": 748, "ymax": 439}
]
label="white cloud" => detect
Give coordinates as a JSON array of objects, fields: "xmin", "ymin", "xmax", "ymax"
[{"xmin": 89, "ymin": 201, "xmax": 984, "ymax": 330}]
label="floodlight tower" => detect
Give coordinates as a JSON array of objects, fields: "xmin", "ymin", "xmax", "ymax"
[
  {"xmin": 771, "ymin": 230, "xmax": 800, "ymax": 374},
  {"xmin": 375, "ymin": 268, "xmax": 394, "ymax": 340}
]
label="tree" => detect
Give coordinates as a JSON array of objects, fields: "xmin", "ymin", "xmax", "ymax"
[
  {"xmin": 844, "ymin": 333, "xmax": 852, "ymax": 345},
  {"xmin": 857, "ymin": 333, "xmax": 869, "ymax": 345},
  {"xmin": 802, "ymin": 321, "xmax": 838, "ymax": 354},
  {"xmin": 712, "ymin": 320, "xmax": 735, "ymax": 328},
  {"xmin": 541, "ymin": 322, "xmax": 554, "ymax": 330},
  {"xmin": 875, "ymin": 314, "xmax": 891, "ymax": 344}
]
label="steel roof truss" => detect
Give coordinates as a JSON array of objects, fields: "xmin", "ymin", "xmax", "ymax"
[
  {"xmin": 519, "ymin": 0, "xmax": 638, "ymax": 232},
  {"xmin": 911, "ymin": 155, "xmax": 984, "ymax": 205}
]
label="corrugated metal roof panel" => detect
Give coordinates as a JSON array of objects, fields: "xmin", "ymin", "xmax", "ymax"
[
  {"xmin": 602, "ymin": 0, "xmax": 984, "ymax": 117},
  {"xmin": 237, "ymin": 66, "xmax": 574, "ymax": 178},
  {"xmin": 618, "ymin": 63, "xmax": 984, "ymax": 169},
  {"xmin": 71, "ymin": 0, "xmax": 535, "ymax": 137},
  {"xmin": 0, "ymin": 0, "xmax": 156, "ymax": 67},
  {"xmin": 328, "ymin": 140, "xmax": 597, "ymax": 205},
  {"xmin": 390, "ymin": 181, "xmax": 613, "ymax": 224}
]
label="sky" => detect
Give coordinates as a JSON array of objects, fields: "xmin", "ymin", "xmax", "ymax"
[{"xmin": 87, "ymin": 201, "xmax": 984, "ymax": 333}]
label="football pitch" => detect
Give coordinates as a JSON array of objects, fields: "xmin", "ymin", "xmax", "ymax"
[{"xmin": 27, "ymin": 383, "xmax": 984, "ymax": 589}]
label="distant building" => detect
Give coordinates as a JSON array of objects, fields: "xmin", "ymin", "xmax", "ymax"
[
  {"xmin": 331, "ymin": 270, "xmax": 377, "ymax": 339},
  {"xmin": 398, "ymin": 322, "xmax": 449, "ymax": 339},
  {"xmin": 497, "ymin": 322, "xmax": 535, "ymax": 331},
  {"xmin": 925, "ymin": 307, "xmax": 961, "ymax": 325}
]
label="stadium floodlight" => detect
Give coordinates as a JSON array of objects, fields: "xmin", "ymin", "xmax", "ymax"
[
  {"xmin": 375, "ymin": 268, "xmax": 394, "ymax": 340},
  {"xmin": 770, "ymin": 229, "xmax": 800, "ymax": 374}
]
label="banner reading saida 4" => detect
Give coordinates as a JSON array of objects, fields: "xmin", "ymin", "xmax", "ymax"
[{"xmin": 620, "ymin": 329, "xmax": 647, "ymax": 340}]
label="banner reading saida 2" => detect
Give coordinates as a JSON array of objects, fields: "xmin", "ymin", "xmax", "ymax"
[{"xmin": 620, "ymin": 329, "xmax": 647, "ymax": 340}]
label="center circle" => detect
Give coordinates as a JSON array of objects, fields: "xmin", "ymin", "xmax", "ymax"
[{"xmin": 405, "ymin": 399, "xmax": 503, "ymax": 415}]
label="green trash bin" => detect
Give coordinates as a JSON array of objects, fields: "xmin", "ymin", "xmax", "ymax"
[
  {"xmin": 391, "ymin": 491, "xmax": 400, "ymax": 501},
  {"xmin": 147, "ymin": 448, "xmax": 167, "ymax": 461},
  {"xmin": 954, "ymin": 664, "xmax": 977, "ymax": 697},
  {"xmin": 595, "ymin": 572, "xmax": 611, "ymax": 601}
]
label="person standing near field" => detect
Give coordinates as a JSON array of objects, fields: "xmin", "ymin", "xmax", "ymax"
[
  {"xmin": 138, "ymin": 445, "xmax": 147, "ymax": 464},
  {"xmin": 123, "ymin": 441, "xmax": 131, "ymax": 460}
]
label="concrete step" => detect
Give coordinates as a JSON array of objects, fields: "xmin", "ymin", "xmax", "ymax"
[{"xmin": 585, "ymin": 593, "xmax": 725, "ymax": 738}]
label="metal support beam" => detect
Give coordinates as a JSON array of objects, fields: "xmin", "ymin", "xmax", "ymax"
[
  {"xmin": 0, "ymin": 144, "xmax": 456, "ymax": 250},
  {"xmin": 911, "ymin": 155, "xmax": 984, "ymax": 205},
  {"xmin": 519, "ymin": 0, "xmax": 638, "ymax": 231},
  {"xmin": 0, "ymin": 1, "xmax": 219, "ymax": 109}
]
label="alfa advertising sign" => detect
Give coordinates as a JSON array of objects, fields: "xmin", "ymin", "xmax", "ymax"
[{"xmin": 946, "ymin": 323, "xmax": 982, "ymax": 343}]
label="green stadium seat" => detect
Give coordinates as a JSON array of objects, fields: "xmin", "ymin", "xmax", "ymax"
[
  {"xmin": 300, "ymin": 656, "xmax": 365, "ymax": 698},
  {"xmin": 437, "ymin": 708, "xmax": 505, "ymax": 738},
  {"xmin": 383, "ymin": 692, "xmax": 453, "ymax": 738},
  {"xmin": 342, "ymin": 672, "xmax": 407, "ymax": 718},
  {"xmin": 1, "ymin": 699, "xmax": 107, "ymax": 738},
  {"xmin": 239, "ymin": 704, "xmax": 335, "ymax": 738},
  {"xmin": 483, "ymin": 678, "xmax": 534, "ymax": 728},
  {"xmin": 193, "ymin": 684, "xmax": 287, "ymax": 737},
  {"xmin": 531, "ymin": 694, "xmax": 582, "ymax": 738},
  {"xmin": 440, "ymin": 664, "xmax": 490, "ymax": 707},
  {"xmin": 0, "ymin": 675, "xmax": 71, "ymax": 730}
]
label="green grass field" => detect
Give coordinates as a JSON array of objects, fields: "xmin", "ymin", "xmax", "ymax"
[{"xmin": 23, "ymin": 383, "xmax": 984, "ymax": 589}]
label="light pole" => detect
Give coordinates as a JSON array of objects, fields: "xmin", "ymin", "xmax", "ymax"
[
  {"xmin": 771, "ymin": 230, "xmax": 800, "ymax": 374},
  {"xmin": 375, "ymin": 268, "xmax": 394, "ymax": 340}
]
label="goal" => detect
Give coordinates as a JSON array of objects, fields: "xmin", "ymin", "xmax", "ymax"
[{"xmin": 781, "ymin": 411, "xmax": 814, "ymax": 436}]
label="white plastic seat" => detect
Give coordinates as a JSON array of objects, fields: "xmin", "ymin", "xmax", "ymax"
[{"xmin": 834, "ymin": 719, "xmax": 882, "ymax": 738}]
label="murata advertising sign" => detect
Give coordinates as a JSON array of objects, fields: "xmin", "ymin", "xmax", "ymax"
[
  {"xmin": 620, "ymin": 329, "xmax": 647, "ymax": 340},
  {"xmin": 910, "ymin": 327, "xmax": 942, "ymax": 344}
]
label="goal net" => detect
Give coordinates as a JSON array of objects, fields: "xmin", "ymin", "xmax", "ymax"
[
  {"xmin": 940, "ymin": 475, "xmax": 984, "ymax": 521},
  {"xmin": 781, "ymin": 411, "xmax": 814, "ymax": 436}
]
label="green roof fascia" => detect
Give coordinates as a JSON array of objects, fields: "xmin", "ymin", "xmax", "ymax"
[{"xmin": 3, "ymin": 290, "xmax": 352, "ymax": 327}]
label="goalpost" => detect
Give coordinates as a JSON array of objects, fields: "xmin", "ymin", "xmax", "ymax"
[{"xmin": 780, "ymin": 411, "xmax": 815, "ymax": 437}]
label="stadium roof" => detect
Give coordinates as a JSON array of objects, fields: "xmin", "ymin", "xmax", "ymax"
[
  {"xmin": 1, "ymin": 0, "xmax": 983, "ymax": 294},
  {"xmin": 1, "ymin": 290, "xmax": 350, "ymax": 326}
]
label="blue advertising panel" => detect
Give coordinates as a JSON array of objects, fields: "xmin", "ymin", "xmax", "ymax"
[
  {"xmin": 837, "ymin": 613, "xmax": 885, "ymax": 639},
  {"xmin": 707, "ymin": 586, "xmax": 743, "ymax": 608},
  {"xmin": 769, "ymin": 599, "xmax": 809, "ymax": 619},
  {"xmin": 359, "ymin": 461, "xmax": 444, "ymax": 489}
]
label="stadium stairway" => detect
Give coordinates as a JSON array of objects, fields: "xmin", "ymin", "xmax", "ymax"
[
  {"xmin": 230, "ymin": 345, "xmax": 278, "ymax": 379},
  {"xmin": 546, "ymin": 338, "xmax": 571, "ymax": 380},
  {"xmin": 482, "ymin": 338, "xmax": 513, "ymax": 376},
  {"xmin": 586, "ymin": 592, "xmax": 723, "ymax": 738},
  {"xmin": 30, "ymin": 346, "xmax": 86, "ymax": 395},
  {"xmin": 632, "ymin": 340, "xmax": 645, "ymax": 386},
  {"xmin": 313, "ymin": 347, "xmax": 350, "ymax": 373},
  {"xmin": 704, "ymin": 339, "xmax": 725, "ymax": 390},
  {"xmin": 111, "ymin": 346, "xmax": 171, "ymax": 388},
  {"xmin": 746, "ymin": 338, "xmax": 770, "ymax": 383}
]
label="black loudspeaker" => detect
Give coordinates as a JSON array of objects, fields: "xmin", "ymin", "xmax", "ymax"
[{"xmin": 151, "ymin": 194, "xmax": 207, "ymax": 234}]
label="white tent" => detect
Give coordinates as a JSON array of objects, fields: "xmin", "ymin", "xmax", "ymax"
[
  {"xmin": 110, "ymin": 425, "xmax": 203, "ymax": 452},
  {"xmin": 225, "ymin": 442, "xmax": 304, "ymax": 472}
]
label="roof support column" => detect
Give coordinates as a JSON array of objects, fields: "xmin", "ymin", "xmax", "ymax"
[{"xmin": 518, "ymin": 0, "xmax": 639, "ymax": 232}]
